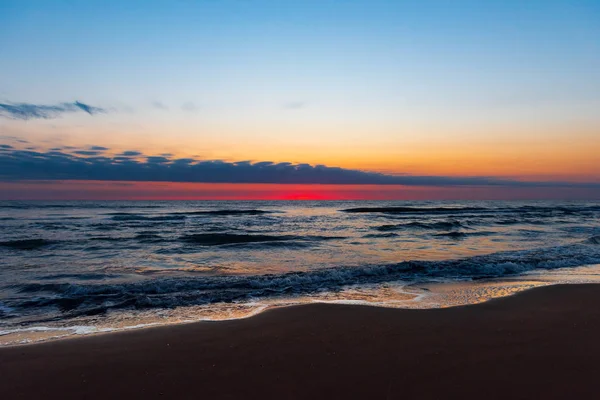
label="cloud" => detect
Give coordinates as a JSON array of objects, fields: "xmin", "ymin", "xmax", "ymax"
[
  {"xmin": 146, "ymin": 156, "xmax": 171, "ymax": 164},
  {"xmin": 0, "ymin": 136, "xmax": 29, "ymax": 144},
  {"xmin": 283, "ymin": 101, "xmax": 307, "ymax": 109},
  {"xmin": 73, "ymin": 150, "xmax": 103, "ymax": 156},
  {"xmin": 0, "ymin": 146, "xmax": 598, "ymax": 189},
  {"xmin": 181, "ymin": 102, "xmax": 198, "ymax": 112},
  {"xmin": 118, "ymin": 151, "xmax": 143, "ymax": 157},
  {"xmin": 89, "ymin": 146, "xmax": 109, "ymax": 151},
  {"xmin": 0, "ymin": 101, "xmax": 106, "ymax": 120},
  {"xmin": 152, "ymin": 101, "xmax": 168, "ymax": 110}
]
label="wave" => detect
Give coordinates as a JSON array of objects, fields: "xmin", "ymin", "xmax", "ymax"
[
  {"xmin": 502, "ymin": 205, "xmax": 600, "ymax": 214},
  {"xmin": 180, "ymin": 233, "xmax": 343, "ymax": 246},
  {"xmin": 433, "ymin": 232, "xmax": 468, "ymax": 239},
  {"xmin": 510, "ymin": 205, "xmax": 600, "ymax": 214},
  {"xmin": 341, "ymin": 205, "xmax": 600, "ymax": 215},
  {"xmin": 89, "ymin": 224, "xmax": 120, "ymax": 231},
  {"xmin": 342, "ymin": 206, "xmax": 485, "ymax": 214},
  {"xmin": 134, "ymin": 232, "xmax": 164, "ymax": 242},
  {"xmin": 110, "ymin": 213, "xmax": 187, "ymax": 222},
  {"xmin": 88, "ymin": 236, "xmax": 126, "ymax": 242},
  {"xmin": 181, "ymin": 233, "xmax": 297, "ymax": 246},
  {"xmin": 9, "ymin": 238, "xmax": 600, "ymax": 318},
  {"xmin": 587, "ymin": 236, "xmax": 600, "ymax": 245},
  {"xmin": 0, "ymin": 302, "xmax": 14, "ymax": 318},
  {"xmin": 376, "ymin": 220, "xmax": 466, "ymax": 231},
  {"xmin": 37, "ymin": 273, "xmax": 117, "ymax": 281},
  {"xmin": 0, "ymin": 239, "xmax": 54, "ymax": 250},
  {"xmin": 31, "ymin": 222, "xmax": 72, "ymax": 231},
  {"xmin": 173, "ymin": 209, "xmax": 275, "ymax": 216},
  {"xmin": 364, "ymin": 232, "xmax": 399, "ymax": 238},
  {"xmin": 494, "ymin": 218, "xmax": 528, "ymax": 225},
  {"xmin": 432, "ymin": 231, "xmax": 495, "ymax": 239},
  {"xmin": 561, "ymin": 226, "xmax": 600, "ymax": 235},
  {"xmin": 108, "ymin": 210, "xmax": 273, "ymax": 221}
]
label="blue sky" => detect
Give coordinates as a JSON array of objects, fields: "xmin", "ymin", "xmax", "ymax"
[{"xmin": 3, "ymin": 0, "xmax": 599, "ymax": 110}]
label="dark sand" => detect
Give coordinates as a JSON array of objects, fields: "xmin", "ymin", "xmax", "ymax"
[{"xmin": 2, "ymin": 284, "xmax": 600, "ymax": 399}]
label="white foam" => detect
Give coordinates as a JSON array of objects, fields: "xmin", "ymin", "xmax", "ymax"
[{"xmin": 0, "ymin": 325, "xmax": 108, "ymax": 337}]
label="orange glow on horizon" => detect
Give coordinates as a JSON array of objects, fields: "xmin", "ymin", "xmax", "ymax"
[{"xmin": 8, "ymin": 120, "xmax": 599, "ymax": 183}]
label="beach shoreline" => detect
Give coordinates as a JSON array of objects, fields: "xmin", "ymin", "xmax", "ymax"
[
  {"xmin": 0, "ymin": 275, "xmax": 563, "ymax": 347},
  {"xmin": 2, "ymin": 267, "xmax": 599, "ymax": 347},
  {"xmin": 2, "ymin": 283, "xmax": 600, "ymax": 399}
]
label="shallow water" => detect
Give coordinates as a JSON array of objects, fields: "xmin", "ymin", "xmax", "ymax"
[{"xmin": 1, "ymin": 200, "xmax": 599, "ymax": 345}]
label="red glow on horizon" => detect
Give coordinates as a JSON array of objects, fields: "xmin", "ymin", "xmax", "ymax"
[
  {"xmin": 280, "ymin": 191, "xmax": 343, "ymax": 201},
  {"xmin": 1, "ymin": 180, "xmax": 599, "ymax": 200}
]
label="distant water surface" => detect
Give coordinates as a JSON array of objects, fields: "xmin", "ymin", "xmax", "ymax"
[{"xmin": 1, "ymin": 200, "xmax": 599, "ymax": 345}]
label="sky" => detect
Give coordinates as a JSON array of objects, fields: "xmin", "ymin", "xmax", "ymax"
[{"xmin": 1, "ymin": 0, "xmax": 599, "ymax": 200}]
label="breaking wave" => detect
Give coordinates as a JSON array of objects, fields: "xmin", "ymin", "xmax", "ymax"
[{"xmin": 8, "ymin": 238, "xmax": 600, "ymax": 319}]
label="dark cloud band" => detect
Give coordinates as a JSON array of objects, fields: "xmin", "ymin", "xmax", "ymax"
[{"xmin": 0, "ymin": 146, "xmax": 598, "ymax": 188}]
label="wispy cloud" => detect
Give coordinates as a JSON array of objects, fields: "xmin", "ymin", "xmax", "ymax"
[
  {"xmin": 0, "ymin": 136, "xmax": 29, "ymax": 144},
  {"xmin": 181, "ymin": 102, "xmax": 198, "ymax": 112},
  {"xmin": 0, "ymin": 146, "xmax": 598, "ymax": 189},
  {"xmin": 0, "ymin": 101, "xmax": 106, "ymax": 120},
  {"xmin": 73, "ymin": 150, "xmax": 104, "ymax": 156},
  {"xmin": 283, "ymin": 101, "xmax": 307, "ymax": 110},
  {"xmin": 151, "ymin": 101, "xmax": 168, "ymax": 110}
]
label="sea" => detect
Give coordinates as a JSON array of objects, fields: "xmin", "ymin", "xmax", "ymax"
[{"xmin": 1, "ymin": 200, "xmax": 600, "ymax": 345}]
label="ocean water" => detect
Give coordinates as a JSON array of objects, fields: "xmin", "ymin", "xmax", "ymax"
[{"xmin": 1, "ymin": 200, "xmax": 600, "ymax": 345}]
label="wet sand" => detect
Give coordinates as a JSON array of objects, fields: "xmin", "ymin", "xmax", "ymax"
[{"xmin": 1, "ymin": 284, "xmax": 599, "ymax": 399}]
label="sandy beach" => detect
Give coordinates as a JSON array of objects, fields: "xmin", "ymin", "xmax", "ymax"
[{"xmin": 1, "ymin": 283, "xmax": 599, "ymax": 399}]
